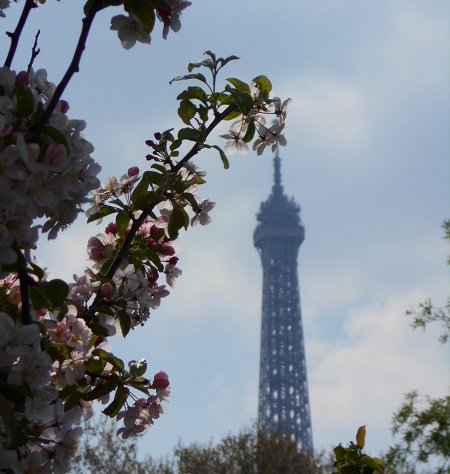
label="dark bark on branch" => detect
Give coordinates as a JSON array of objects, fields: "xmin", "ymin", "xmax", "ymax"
[{"xmin": 4, "ymin": 0, "xmax": 36, "ymax": 69}]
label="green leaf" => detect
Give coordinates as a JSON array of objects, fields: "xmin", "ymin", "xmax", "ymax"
[
  {"xmin": 64, "ymin": 388, "xmax": 85, "ymax": 411},
  {"xmin": 177, "ymin": 86, "xmax": 208, "ymax": 102},
  {"xmin": 242, "ymin": 118, "xmax": 256, "ymax": 143},
  {"xmin": 86, "ymin": 320, "xmax": 110, "ymax": 338},
  {"xmin": 178, "ymin": 99, "xmax": 197, "ymax": 125},
  {"xmin": 28, "ymin": 261, "xmax": 45, "ymax": 280},
  {"xmin": 170, "ymin": 73, "xmax": 207, "ymax": 85},
  {"xmin": 151, "ymin": 163, "xmax": 169, "ymax": 173},
  {"xmin": 116, "ymin": 211, "xmax": 131, "ymax": 235},
  {"xmin": 145, "ymin": 250, "xmax": 163, "ymax": 272},
  {"xmin": 225, "ymin": 86, "xmax": 253, "ymax": 115},
  {"xmin": 130, "ymin": 174, "xmax": 150, "ymax": 203},
  {"xmin": 333, "ymin": 444, "xmax": 348, "ymax": 462},
  {"xmin": 118, "ymin": 309, "xmax": 131, "ymax": 337},
  {"xmin": 197, "ymin": 104, "xmax": 209, "ymax": 122},
  {"xmin": 83, "ymin": 374, "xmax": 120, "ymax": 401},
  {"xmin": 123, "ymin": 1, "xmax": 155, "ymax": 33},
  {"xmin": 361, "ymin": 455, "xmax": 384, "ymax": 473},
  {"xmin": 41, "ymin": 279, "xmax": 69, "ymax": 307},
  {"xmin": 168, "ymin": 207, "xmax": 189, "ymax": 239},
  {"xmin": 252, "ymin": 75, "xmax": 272, "ymax": 95},
  {"xmin": 226, "ymin": 78, "xmax": 250, "ymax": 93},
  {"xmin": 15, "ymin": 84, "xmax": 35, "ymax": 117},
  {"xmin": 210, "ymin": 145, "xmax": 230, "ymax": 169},
  {"xmin": 177, "ymin": 127, "xmax": 202, "ymax": 142},
  {"xmin": 92, "ymin": 348, "xmax": 125, "ymax": 373},
  {"xmin": 222, "ymin": 108, "xmax": 242, "ymax": 121},
  {"xmin": 29, "ymin": 286, "xmax": 48, "ymax": 310},
  {"xmin": 217, "ymin": 54, "xmax": 239, "ymax": 69},
  {"xmin": 133, "ymin": 192, "xmax": 157, "ymax": 212},
  {"xmin": 103, "ymin": 384, "xmax": 130, "ymax": 417},
  {"xmin": 44, "ymin": 126, "xmax": 69, "ymax": 152},
  {"xmin": 87, "ymin": 205, "xmax": 117, "ymax": 223},
  {"xmin": 181, "ymin": 192, "xmax": 200, "ymax": 212}
]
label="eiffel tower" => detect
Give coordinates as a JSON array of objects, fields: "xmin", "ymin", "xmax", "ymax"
[{"xmin": 254, "ymin": 150, "xmax": 313, "ymax": 451}]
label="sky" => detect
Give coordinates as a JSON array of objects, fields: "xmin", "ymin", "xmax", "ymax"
[{"xmin": 2, "ymin": 0, "xmax": 449, "ymax": 463}]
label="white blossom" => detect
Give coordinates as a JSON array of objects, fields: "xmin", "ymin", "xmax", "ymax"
[{"xmin": 110, "ymin": 14, "xmax": 150, "ymax": 49}]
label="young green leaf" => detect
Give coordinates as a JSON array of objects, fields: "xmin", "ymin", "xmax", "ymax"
[{"xmin": 103, "ymin": 385, "xmax": 130, "ymax": 417}]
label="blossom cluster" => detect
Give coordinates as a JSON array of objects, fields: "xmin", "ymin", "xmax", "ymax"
[
  {"xmin": 220, "ymin": 96, "xmax": 291, "ymax": 156},
  {"xmin": 0, "ymin": 291, "xmax": 93, "ymax": 472},
  {"xmin": 0, "ymin": 67, "xmax": 101, "ymax": 274},
  {"xmin": 0, "ymin": 270, "xmax": 172, "ymax": 472}
]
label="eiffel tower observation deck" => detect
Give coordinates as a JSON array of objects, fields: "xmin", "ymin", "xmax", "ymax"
[{"xmin": 254, "ymin": 150, "xmax": 313, "ymax": 452}]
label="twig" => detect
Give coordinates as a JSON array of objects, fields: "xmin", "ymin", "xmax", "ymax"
[
  {"xmin": 27, "ymin": 29, "xmax": 41, "ymax": 72},
  {"xmin": 18, "ymin": 267, "xmax": 32, "ymax": 325},
  {"xmin": 4, "ymin": 0, "xmax": 37, "ymax": 69},
  {"xmin": 172, "ymin": 102, "xmax": 237, "ymax": 172},
  {"xmin": 30, "ymin": 9, "xmax": 98, "ymax": 142}
]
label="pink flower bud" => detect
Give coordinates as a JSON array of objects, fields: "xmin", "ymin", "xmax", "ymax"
[
  {"xmin": 154, "ymin": 132, "xmax": 162, "ymax": 141},
  {"xmin": 153, "ymin": 370, "xmax": 170, "ymax": 390},
  {"xmin": 87, "ymin": 236, "xmax": 103, "ymax": 261},
  {"xmin": 128, "ymin": 166, "xmax": 139, "ymax": 177},
  {"xmin": 150, "ymin": 225, "xmax": 159, "ymax": 237},
  {"xmin": 169, "ymin": 256, "xmax": 179, "ymax": 265},
  {"xmin": 94, "ymin": 335, "xmax": 105, "ymax": 348},
  {"xmin": 59, "ymin": 100, "xmax": 70, "ymax": 113},
  {"xmin": 15, "ymin": 71, "xmax": 29, "ymax": 86},
  {"xmin": 105, "ymin": 222, "xmax": 118, "ymax": 235},
  {"xmin": 147, "ymin": 238, "xmax": 157, "ymax": 249},
  {"xmin": 162, "ymin": 245, "xmax": 175, "ymax": 256},
  {"xmin": 101, "ymin": 283, "xmax": 114, "ymax": 298}
]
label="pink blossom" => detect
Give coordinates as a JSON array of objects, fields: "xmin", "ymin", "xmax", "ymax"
[{"xmin": 152, "ymin": 370, "xmax": 170, "ymax": 390}]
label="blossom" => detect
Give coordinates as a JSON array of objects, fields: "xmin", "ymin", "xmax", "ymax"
[
  {"xmin": 8, "ymin": 350, "xmax": 53, "ymax": 390},
  {"xmin": 61, "ymin": 350, "xmax": 86, "ymax": 385},
  {"xmin": 252, "ymin": 118, "xmax": 287, "ymax": 156},
  {"xmin": 116, "ymin": 398, "xmax": 152, "ymax": 438},
  {"xmin": 110, "ymin": 14, "xmax": 151, "ymax": 49},
  {"xmin": 191, "ymin": 198, "xmax": 215, "ymax": 226},
  {"xmin": 219, "ymin": 119, "xmax": 249, "ymax": 155},
  {"xmin": 165, "ymin": 263, "xmax": 182, "ymax": 288},
  {"xmin": 157, "ymin": 0, "xmax": 192, "ymax": 39},
  {"xmin": 272, "ymin": 97, "xmax": 291, "ymax": 120}
]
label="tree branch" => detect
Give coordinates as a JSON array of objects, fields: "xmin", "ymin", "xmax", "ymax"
[
  {"xmin": 30, "ymin": 8, "xmax": 98, "ymax": 142},
  {"xmin": 18, "ymin": 267, "xmax": 32, "ymax": 325},
  {"xmin": 173, "ymin": 103, "xmax": 237, "ymax": 172},
  {"xmin": 4, "ymin": 0, "xmax": 37, "ymax": 69}
]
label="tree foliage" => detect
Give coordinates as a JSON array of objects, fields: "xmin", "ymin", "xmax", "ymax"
[
  {"xmin": 384, "ymin": 220, "xmax": 450, "ymax": 474},
  {"xmin": 73, "ymin": 419, "xmax": 332, "ymax": 474}
]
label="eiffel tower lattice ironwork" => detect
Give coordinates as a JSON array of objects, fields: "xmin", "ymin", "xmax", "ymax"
[{"xmin": 254, "ymin": 150, "xmax": 313, "ymax": 452}]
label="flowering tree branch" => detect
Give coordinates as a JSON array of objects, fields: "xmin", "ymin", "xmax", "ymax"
[{"xmin": 0, "ymin": 2, "xmax": 291, "ymax": 471}]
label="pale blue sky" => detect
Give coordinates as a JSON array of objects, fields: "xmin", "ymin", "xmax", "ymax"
[{"xmin": 2, "ymin": 0, "xmax": 449, "ymax": 462}]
